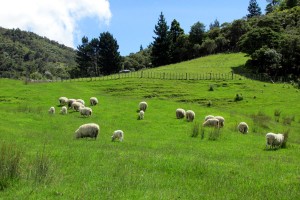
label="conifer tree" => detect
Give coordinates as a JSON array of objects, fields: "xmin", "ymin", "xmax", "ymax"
[{"xmin": 247, "ymin": 0, "xmax": 262, "ymax": 18}]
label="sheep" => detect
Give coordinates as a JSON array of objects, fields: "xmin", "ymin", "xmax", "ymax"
[
  {"xmin": 60, "ymin": 106, "xmax": 67, "ymax": 115},
  {"xmin": 48, "ymin": 106, "xmax": 55, "ymax": 114},
  {"xmin": 79, "ymin": 107, "xmax": 92, "ymax": 117},
  {"xmin": 202, "ymin": 118, "xmax": 219, "ymax": 128},
  {"xmin": 139, "ymin": 101, "xmax": 148, "ymax": 112},
  {"xmin": 90, "ymin": 97, "xmax": 98, "ymax": 106},
  {"xmin": 176, "ymin": 108, "xmax": 186, "ymax": 119},
  {"xmin": 214, "ymin": 116, "xmax": 225, "ymax": 127},
  {"xmin": 186, "ymin": 110, "xmax": 195, "ymax": 122},
  {"xmin": 75, "ymin": 123, "xmax": 100, "ymax": 139},
  {"xmin": 204, "ymin": 115, "xmax": 214, "ymax": 121},
  {"xmin": 76, "ymin": 99, "xmax": 85, "ymax": 105},
  {"xmin": 139, "ymin": 110, "xmax": 144, "ymax": 120},
  {"xmin": 238, "ymin": 122, "xmax": 249, "ymax": 134},
  {"xmin": 266, "ymin": 133, "xmax": 284, "ymax": 149},
  {"xmin": 67, "ymin": 99, "xmax": 76, "ymax": 108},
  {"xmin": 59, "ymin": 97, "xmax": 68, "ymax": 106},
  {"xmin": 71, "ymin": 101, "xmax": 84, "ymax": 111},
  {"xmin": 111, "ymin": 130, "xmax": 124, "ymax": 142}
]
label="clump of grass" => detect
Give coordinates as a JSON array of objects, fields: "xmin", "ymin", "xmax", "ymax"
[
  {"xmin": 191, "ymin": 121, "xmax": 200, "ymax": 138},
  {"xmin": 234, "ymin": 93, "xmax": 243, "ymax": 101},
  {"xmin": 207, "ymin": 100, "xmax": 212, "ymax": 107},
  {"xmin": 251, "ymin": 111, "xmax": 271, "ymax": 130},
  {"xmin": 281, "ymin": 130, "xmax": 289, "ymax": 148},
  {"xmin": 208, "ymin": 128, "xmax": 221, "ymax": 140},
  {"xmin": 208, "ymin": 84, "xmax": 214, "ymax": 91},
  {"xmin": 274, "ymin": 109, "xmax": 281, "ymax": 122},
  {"xmin": 0, "ymin": 143, "xmax": 22, "ymax": 190},
  {"xmin": 282, "ymin": 116, "xmax": 294, "ymax": 126}
]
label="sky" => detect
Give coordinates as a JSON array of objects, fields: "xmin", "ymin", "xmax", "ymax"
[{"xmin": 0, "ymin": 0, "xmax": 268, "ymax": 56}]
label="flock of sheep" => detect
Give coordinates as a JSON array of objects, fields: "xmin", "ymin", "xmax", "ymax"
[{"xmin": 48, "ymin": 98, "xmax": 286, "ymax": 149}]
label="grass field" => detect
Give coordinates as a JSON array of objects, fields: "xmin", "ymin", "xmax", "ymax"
[{"xmin": 0, "ymin": 53, "xmax": 299, "ymax": 199}]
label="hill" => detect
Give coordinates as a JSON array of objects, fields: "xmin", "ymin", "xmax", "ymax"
[
  {"xmin": 0, "ymin": 53, "xmax": 299, "ymax": 199},
  {"xmin": 0, "ymin": 27, "xmax": 77, "ymax": 80}
]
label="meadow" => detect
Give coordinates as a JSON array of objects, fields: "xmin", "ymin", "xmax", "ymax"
[{"xmin": 0, "ymin": 53, "xmax": 299, "ymax": 199}]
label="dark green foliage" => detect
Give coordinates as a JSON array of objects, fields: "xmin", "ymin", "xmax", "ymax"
[
  {"xmin": 151, "ymin": 12, "xmax": 172, "ymax": 67},
  {"xmin": 247, "ymin": 0, "xmax": 262, "ymax": 18},
  {"xmin": 123, "ymin": 48, "xmax": 152, "ymax": 71},
  {"xmin": 189, "ymin": 22, "xmax": 206, "ymax": 45},
  {"xmin": 0, "ymin": 27, "xmax": 76, "ymax": 80}
]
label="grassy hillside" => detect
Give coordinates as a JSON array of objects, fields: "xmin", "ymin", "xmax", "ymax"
[{"xmin": 0, "ymin": 53, "xmax": 299, "ymax": 199}]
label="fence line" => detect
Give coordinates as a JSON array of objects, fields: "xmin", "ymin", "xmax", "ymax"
[{"xmin": 25, "ymin": 71, "xmax": 288, "ymax": 83}]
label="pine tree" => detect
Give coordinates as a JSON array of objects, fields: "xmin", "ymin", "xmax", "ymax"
[
  {"xmin": 247, "ymin": 0, "xmax": 262, "ymax": 18},
  {"xmin": 98, "ymin": 32, "xmax": 122, "ymax": 75},
  {"xmin": 151, "ymin": 12, "xmax": 172, "ymax": 67}
]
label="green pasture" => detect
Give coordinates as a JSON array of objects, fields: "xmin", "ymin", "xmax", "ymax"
[{"xmin": 0, "ymin": 53, "xmax": 299, "ymax": 199}]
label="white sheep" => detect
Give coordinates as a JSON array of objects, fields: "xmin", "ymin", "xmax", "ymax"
[
  {"xmin": 90, "ymin": 97, "xmax": 98, "ymax": 106},
  {"xmin": 71, "ymin": 101, "xmax": 84, "ymax": 111},
  {"xmin": 75, "ymin": 123, "xmax": 100, "ymax": 139},
  {"xmin": 59, "ymin": 97, "xmax": 68, "ymax": 106},
  {"xmin": 238, "ymin": 122, "xmax": 249, "ymax": 134},
  {"xmin": 203, "ymin": 118, "xmax": 219, "ymax": 128},
  {"xmin": 214, "ymin": 116, "xmax": 225, "ymax": 127},
  {"xmin": 266, "ymin": 133, "xmax": 284, "ymax": 149},
  {"xmin": 186, "ymin": 110, "xmax": 195, "ymax": 122},
  {"xmin": 176, "ymin": 108, "xmax": 186, "ymax": 119},
  {"xmin": 60, "ymin": 106, "xmax": 67, "ymax": 115},
  {"xmin": 139, "ymin": 110, "xmax": 144, "ymax": 120},
  {"xmin": 204, "ymin": 115, "xmax": 214, "ymax": 121},
  {"xmin": 111, "ymin": 130, "xmax": 124, "ymax": 142},
  {"xmin": 67, "ymin": 99, "xmax": 76, "ymax": 108},
  {"xmin": 139, "ymin": 101, "xmax": 148, "ymax": 112},
  {"xmin": 76, "ymin": 99, "xmax": 85, "ymax": 105},
  {"xmin": 48, "ymin": 106, "xmax": 55, "ymax": 114},
  {"xmin": 79, "ymin": 107, "xmax": 92, "ymax": 117}
]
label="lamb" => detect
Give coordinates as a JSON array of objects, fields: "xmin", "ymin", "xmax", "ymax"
[
  {"xmin": 266, "ymin": 133, "xmax": 284, "ymax": 149},
  {"xmin": 60, "ymin": 106, "xmax": 67, "ymax": 115},
  {"xmin": 71, "ymin": 101, "xmax": 84, "ymax": 111},
  {"xmin": 75, "ymin": 123, "xmax": 100, "ymax": 139},
  {"xmin": 139, "ymin": 101, "xmax": 148, "ymax": 112},
  {"xmin": 79, "ymin": 107, "xmax": 92, "ymax": 117},
  {"xmin": 48, "ymin": 106, "xmax": 55, "ymax": 114},
  {"xmin": 204, "ymin": 115, "xmax": 214, "ymax": 121},
  {"xmin": 111, "ymin": 130, "xmax": 124, "ymax": 142},
  {"xmin": 176, "ymin": 108, "xmax": 186, "ymax": 119},
  {"xmin": 238, "ymin": 122, "xmax": 249, "ymax": 134},
  {"xmin": 214, "ymin": 116, "xmax": 225, "ymax": 127},
  {"xmin": 59, "ymin": 97, "xmax": 68, "ymax": 106},
  {"xmin": 203, "ymin": 118, "xmax": 219, "ymax": 128},
  {"xmin": 76, "ymin": 99, "xmax": 85, "ymax": 105},
  {"xmin": 90, "ymin": 97, "xmax": 98, "ymax": 106},
  {"xmin": 139, "ymin": 110, "xmax": 144, "ymax": 120},
  {"xmin": 186, "ymin": 110, "xmax": 195, "ymax": 122}
]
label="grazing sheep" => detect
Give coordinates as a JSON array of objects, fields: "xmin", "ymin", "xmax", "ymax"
[
  {"xmin": 139, "ymin": 101, "xmax": 148, "ymax": 112},
  {"xmin": 60, "ymin": 106, "xmax": 67, "ymax": 115},
  {"xmin": 59, "ymin": 97, "xmax": 68, "ymax": 106},
  {"xmin": 48, "ymin": 106, "xmax": 55, "ymax": 114},
  {"xmin": 67, "ymin": 99, "xmax": 76, "ymax": 108},
  {"xmin": 238, "ymin": 122, "xmax": 249, "ymax": 134},
  {"xmin": 111, "ymin": 130, "xmax": 124, "ymax": 142},
  {"xmin": 214, "ymin": 116, "xmax": 225, "ymax": 127},
  {"xmin": 79, "ymin": 107, "xmax": 92, "ymax": 117},
  {"xmin": 266, "ymin": 133, "xmax": 284, "ymax": 149},
  {"xmin": 203, "ymin": 118, "xmax": 219, "ymax": 128},
  {"xmin": 75, "ymin": 123, "xmax": 100, "ymax": 139},
  {"xmin": 176, "ymin": 108, "xmax": 186, "ymax": 119},
  {"xmin": 204, "ymin": 115, "xmax": 214, "ymax": 121},
  {"xmin": 71, "ymin": 101, "xmax": 84, "ymax": 111},
  {"xmin": 139, "ymin": 110, "xmax": 144, "ymax": 120},
  {"xmin": 76, "ymin": 99, "xmax": 85, "ymax": 105},
  {"xmin": 90, "ymin": 97, "xmax": 98, "ymax": 106},
  {"xmin": 186, "ymin": 110, "xmax": 195, "ymax": 122}
]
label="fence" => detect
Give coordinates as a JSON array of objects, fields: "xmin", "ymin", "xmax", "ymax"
[{"xmin": 25, "ymin": 71, "xmax": 288, "ymax": 83}]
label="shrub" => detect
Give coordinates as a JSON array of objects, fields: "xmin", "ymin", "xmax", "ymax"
[{"xmin": 0, "ymin": 143, "xmax": 22, "ymax": 190}]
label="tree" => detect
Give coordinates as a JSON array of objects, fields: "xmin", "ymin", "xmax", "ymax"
[
  {"xmin": 286, "ymin": 0, "xmax": 299, "ymax": 8},
  {"xmin": 151, "ymin": 12, "xmax": 172, "ymax": 67},
  {"xmin": 247, "ymin": 0, "xmax": 262, "ymax": 18},
  {"xmin": 265, "ymin": 0, "xmax": 281, "ymax": 14},
  {"xmin": 76, "ymin": 36, "xmax": 93, "ymax": 77},
  {"xmin": 209, "ymin": 19, "xmax": 220, "ymax": 30},
  {"xmin": 169, "ymin": 19, "xmax": 184, "ymax": 63},
  {"xmin": 189, "ymin": 22, "xmax": 206, "ymax": 45},
  {"xmin": 98, "ymin": 32, "xmax": 122, "ymax": 75}
]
